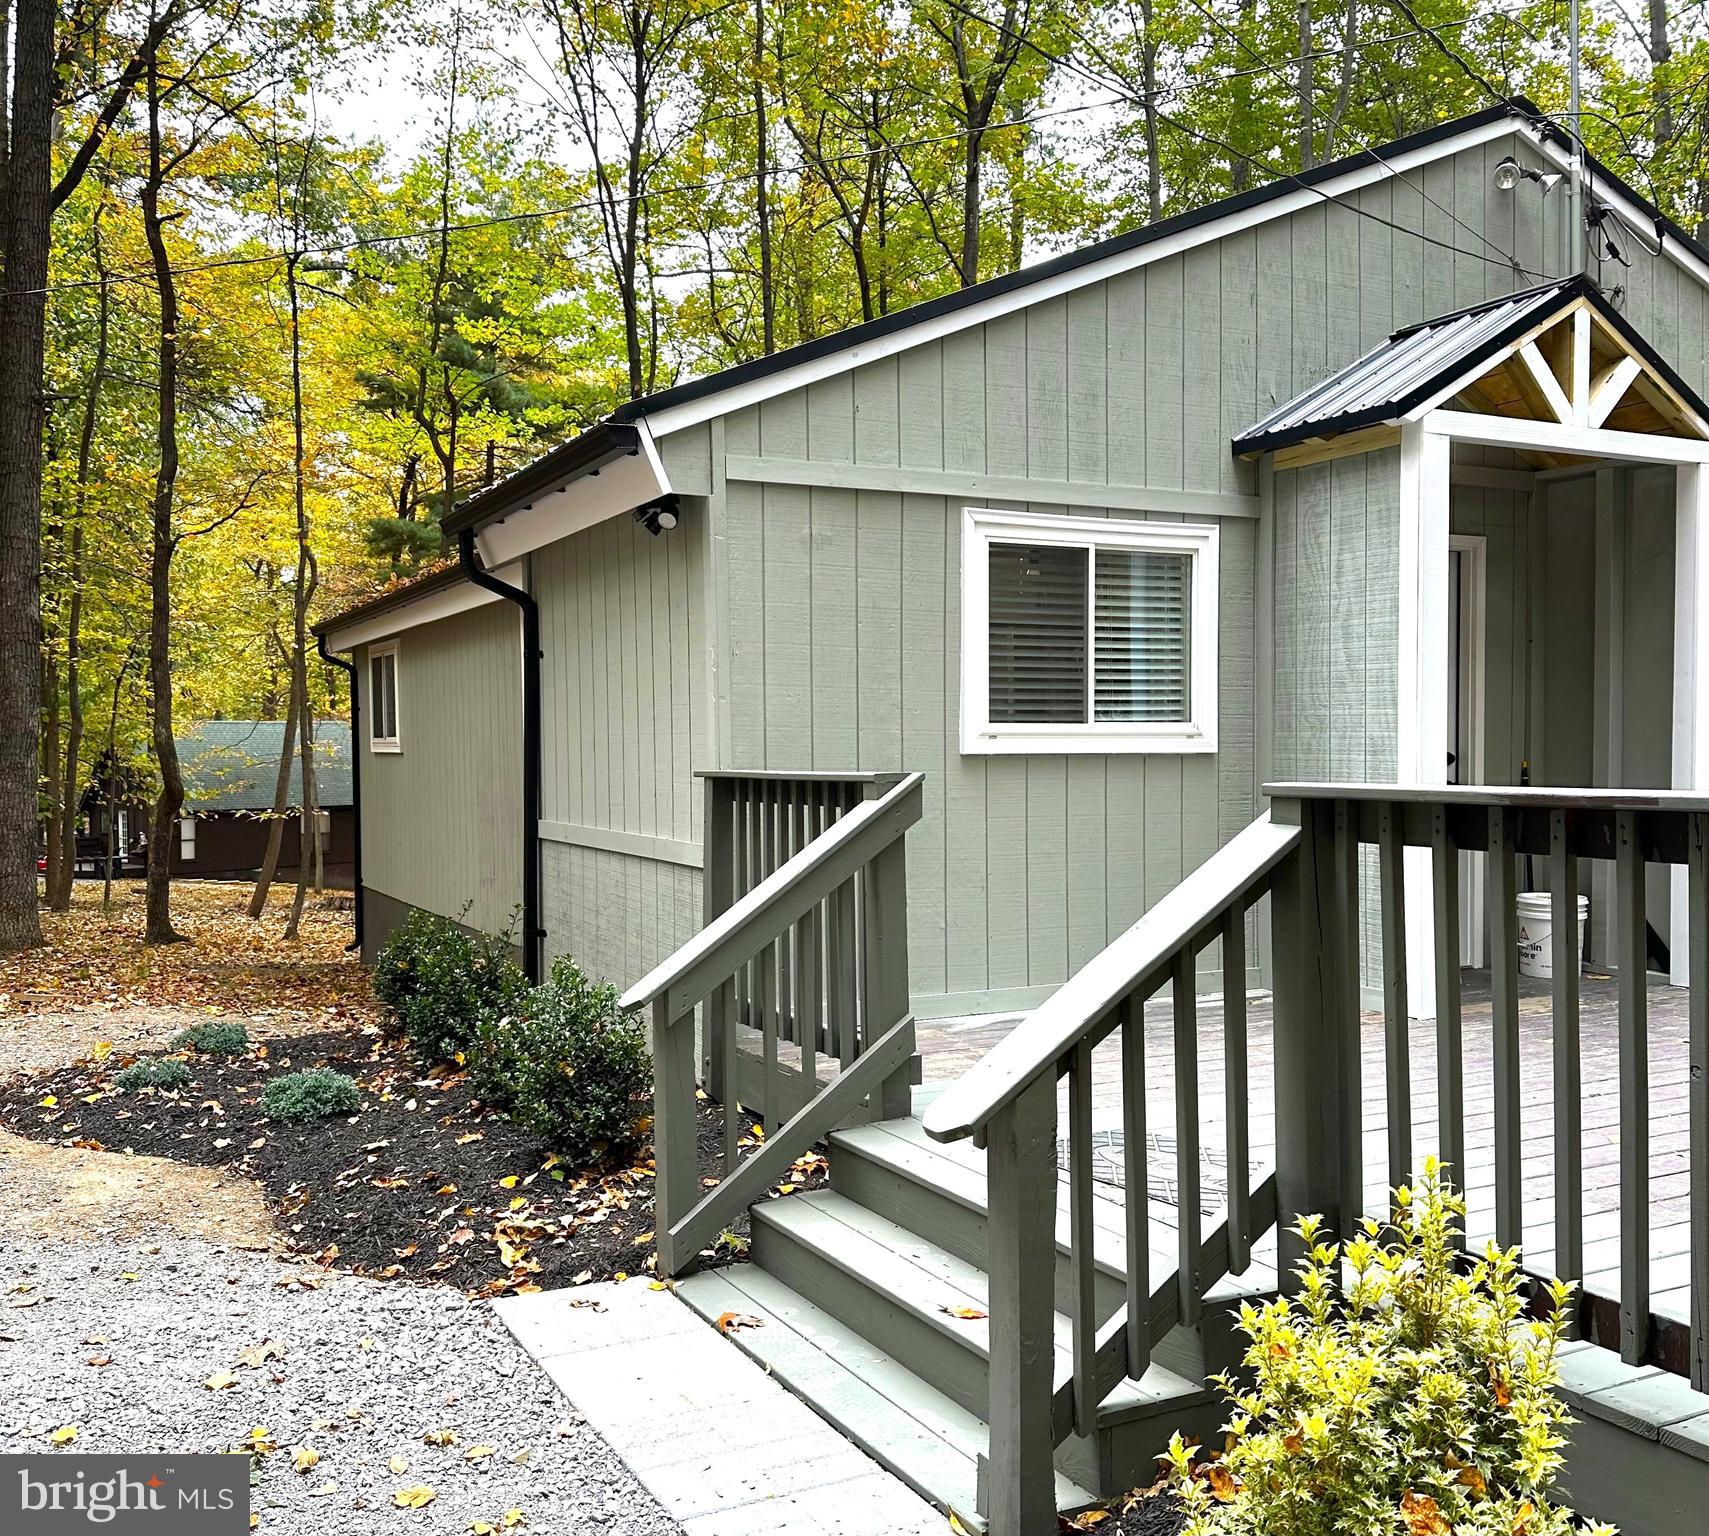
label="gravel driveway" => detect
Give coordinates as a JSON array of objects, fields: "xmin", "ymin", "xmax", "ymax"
[{"xmin": 1, "ymin": 1236, "xmax": 680, "ymax": 1536}]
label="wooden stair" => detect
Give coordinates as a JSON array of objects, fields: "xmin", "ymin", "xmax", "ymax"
[{"xmin": 677, "ymin": 1108, "xmax": 1273, "ymax": 1531}]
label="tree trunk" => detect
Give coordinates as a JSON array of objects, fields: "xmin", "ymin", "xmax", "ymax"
[
  {"xmin": 752, "ymin": 0, "xmax": 774, "ymax": 354},
  {"xmin": 283, "ymin": 246, "xmax": 318, "ymax": 940},
  {"xmin": 141, "ymin": 44, "xmax": 184, "ymax": 946},
  {"xmin": 0, "ymin": 0, "xmax": 53, "ymax": 952},
  {"xmin": 1648, "ymin": 0, "xmax": 1672, "ymax": 147},
  {"xmin": 246, "ymin": 677, "xmax": 300, "ymax": 917},
  {"xmin": 1297, "ymin": 0, "xmax": 1314, "ymax": 170},
  {"xmin": 41, "ymin": 650, "xmax": 60, "ymax": 900},
  {"xmin": 54, "ymin": 211, "xmax": 105, "ymax": 911}
]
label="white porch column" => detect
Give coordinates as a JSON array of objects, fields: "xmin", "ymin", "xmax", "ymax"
[
  {"xmin": 1671, "ymin": 462, "xmax": 1709, "ymax": 986},
  {"xmin": 1398, "ymin": 422, "xmax": 1452, "ymax": 1019}
]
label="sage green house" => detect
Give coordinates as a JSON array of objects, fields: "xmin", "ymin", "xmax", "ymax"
[
  {"xmin": 313, "ymin": 99, "xmax": 1709, "ymax": 1535},
  {"xmin": 318, "ymin": 95, "xmax": 1709, "ymax": 1017}
]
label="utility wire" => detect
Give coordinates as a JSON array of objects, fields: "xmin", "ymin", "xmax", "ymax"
[{"xmin": 24, "ymin": 0, "xmax": 1554, "ymax": 300}]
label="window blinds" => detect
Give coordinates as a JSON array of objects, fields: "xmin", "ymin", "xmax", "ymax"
[
  {"xmin": 985, "ymin": 540, "xmax": 1192, "ymax": 726},
  {"xmin": 986, "ymin": 542, "xmax": 1087, "ymax": 723},
  {"xmin": 1093, "ymin": 548, "xmax": 1191, "ymax": 721}
]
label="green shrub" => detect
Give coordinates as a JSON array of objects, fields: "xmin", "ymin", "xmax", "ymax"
[
  {"xmin": 1165, "ymin": 1160, "xmax": 1609, "ymax": 1536},
  {"xmin": 469, "ymin": 956, "xmax": 650, "ymax": 1160},
  {"xmin": 114, "ymin": 1058, "xmax": 191, "ymax": 1092},
  {"xmin": 262, "ymin": 1067, "xmax": 361, "ymax": 1123},
  {"xmin": 373, "ymin": 907, "xmax": 527, "ymax": 1063},
  {"xmin": 170, "ymin": 1020, "xmax": 249, "ymax": 1056}
]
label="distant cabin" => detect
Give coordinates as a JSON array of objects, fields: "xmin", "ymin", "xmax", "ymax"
[
  {"xmin": 171, "ymin": 720, "xmax": 355, "ymax": 887},
  {"xmin": 317, "ymin": 97, "xmax": 1709, "ymax": 1016}
]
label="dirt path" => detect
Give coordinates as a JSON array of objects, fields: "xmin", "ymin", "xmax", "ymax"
[
  {"xmin": 0, "ymin": 1129, "xmax": 279, "ymax": 1248},
  {"xmin": 0, "ymin": 1004, "xmax": 340, "ymax": 1080}
]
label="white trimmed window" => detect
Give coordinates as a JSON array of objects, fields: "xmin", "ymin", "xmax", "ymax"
[
  {"xmin": 368, "ymin": 642, "xmax": 401, "ymax": 752},
  {"xmin": 179, "ymin": 815, "xmax": 196, "ymax": 860},
  {"xmin": 960, "ymin": 508, "xmax": 1218, "ymax": 755}
]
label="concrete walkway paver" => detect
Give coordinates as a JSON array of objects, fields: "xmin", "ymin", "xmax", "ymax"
[{"xmin": 497, "ymin": 1278, "xmax": 948, "ymax": 1536}]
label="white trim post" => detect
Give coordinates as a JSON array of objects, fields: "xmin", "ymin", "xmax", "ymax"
[
  {"xmin": 1398, "ymin": 422, "xmax": 1451, "ymax": 1020},
  {"xmin": 1674, "ymin": 463, "xmax": 1709, "ymax": 985}
]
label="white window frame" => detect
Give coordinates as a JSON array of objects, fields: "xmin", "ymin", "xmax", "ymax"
[
  {"xmin": 369, "ymin": 641, "xmax": 402, "ymax": 753},
  {"xmin": 959, "ymin": 507, "xmax": 1219, "ymax": 756},
  {"xmin": 179, "ymin": 814, "xmax": 196, "ymax": 861}
]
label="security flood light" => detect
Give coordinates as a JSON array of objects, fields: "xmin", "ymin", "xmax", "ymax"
[
  {"xmin": 1492, "ymin": 155, "xmax": 1563, "ymax": 195},
  {"xmin": 634, "ymin": 496, "xmax": 681, "ymax": 536}
]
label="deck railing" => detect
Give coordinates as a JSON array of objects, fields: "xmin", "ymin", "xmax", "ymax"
[
  {"xmin": 622, "ymin": 769, "xmax": 924, "ymax": 1274},
  {"xmin": 926, "ymin": 782, "xmax": 1709, "ymax": 1535},
  {"xmin": 1269, "ymin": 783, "xmax": 1709, "ymax": 1387}
]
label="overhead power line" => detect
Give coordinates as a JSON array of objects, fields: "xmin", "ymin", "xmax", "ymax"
[{"xmin": 21, "ymin": 0, "xmax": 1554, "ymax": 301}]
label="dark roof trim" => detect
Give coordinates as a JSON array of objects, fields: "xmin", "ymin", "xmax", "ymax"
[
  {"xmin": 311, "ymin": 564, "xmax": 467, "ymax": 640},
  {"xmin": 605, "ymin": 104, "xmax": 1523, "ymax": 429},
  {"xmin": 439, "ymin": 420, "xmax": 640, "ymax": 537},
  {"xmin": 1233, "ymin": 273, "xmax": 1709, "ymax": 455}
]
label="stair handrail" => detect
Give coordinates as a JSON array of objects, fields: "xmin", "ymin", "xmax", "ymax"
[
  {"xmin": 920, "ymin": 811, "xmax": 1299, "ymax": 1536},
  {"xmin": 922, "ymin": 813, "xmax": 1299, "ymax": 1145},
  {"xmin": 623, "ymin": 770, "xmax": 925, "ymax": 1275},
  {"xmin": 620, "ymin": 771, "xmax": 923, "ymax": 1022}
]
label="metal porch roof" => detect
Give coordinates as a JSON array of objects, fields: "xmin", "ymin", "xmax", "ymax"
[{"xmin": 1234, "ymin": 280, "xmax": 1583, "ymax": 455}]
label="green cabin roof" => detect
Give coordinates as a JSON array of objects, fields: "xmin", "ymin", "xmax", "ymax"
[{"xmin": 177, "ymin": 720, "xmax": 352, "ymax": 813}]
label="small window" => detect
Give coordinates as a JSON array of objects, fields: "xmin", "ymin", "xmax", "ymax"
[
  {"xmin": 179, "ymin": 815, "xmax": 196, "ymax": 861},
  {"xmin": 369, "ymin": 642, "xmax": 401, "ymax": 752},
  {"xmin": 961, "ymin": 508, "xmax": 1217, "ymax": 755}
]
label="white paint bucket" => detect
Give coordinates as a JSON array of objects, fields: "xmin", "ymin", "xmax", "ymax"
[{"xmin": 1516, "ymin": 891, "xmax": 1589, "ymax": 979}]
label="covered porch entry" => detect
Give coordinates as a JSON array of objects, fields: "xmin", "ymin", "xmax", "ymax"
[{"xmin": 1243, "ymin": 273, "xmax": 1709, "ymax": 1013}]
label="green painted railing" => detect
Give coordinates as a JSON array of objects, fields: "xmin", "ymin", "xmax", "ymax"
[
  {"xmin": 621, "ymin": 770, "xmax": 924, "ymax": 1275},
  {"xmin": 926, "ymin": 782, "xmax": 1709, "ymax": 1535}
]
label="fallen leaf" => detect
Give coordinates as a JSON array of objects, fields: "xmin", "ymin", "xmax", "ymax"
[
  {"xmin": 464, "ymin": 1445, "xmax": 495, "ymax": 1461},
  {"xmin": 714, "ymin": 1311, "xmax": 763, "ymax": 1335},
  {"xmin": 291, "ymin": 1446, "xmax": 320, "ymax": 1474},
  {"xmin": 393, "ymin": 1486, "xmax": 437, "ymax": 1509},
  {"xmin": 49, "ymin": 1426, "xmax": 78, "ymax": 1446},
  {"xmin": 1401, "ymin": 1491, "xmax": 1451, "ymax": 1536},
  {"xmin": 388, "ymin": 1455, "xmax": 409, "ymax": 1475},
  {"xmin": 938, "ymin": 1304, "xmax": 987, "ymax": 1321},
  {"xmin": 86, "ymin": 1355, "xmax": 112, "ymax": 1367},
  {"xmin": 423, "ymin": 1429, "xmax": 456, "ymax": 1448},
  {"xmin": 203, "ymin": 1371, "xmax": 239, "ymax": 1391},
  {"xmin": 236, "ymin": 1338, "xmax": 286, "ymax": 1369},
  {"xmin": 1205, "ymin": 1464, "xmax": 1237, "ymax": 1502}
]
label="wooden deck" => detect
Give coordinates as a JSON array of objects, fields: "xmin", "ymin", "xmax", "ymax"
[{"xmin": 915, "ymin": 967, "xmax": 1696, "ymax": 1345}]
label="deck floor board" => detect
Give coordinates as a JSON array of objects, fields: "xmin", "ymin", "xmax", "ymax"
[{"xmin": 914, "ymin": 967, "xmax": 1697, "ymax": 1327}]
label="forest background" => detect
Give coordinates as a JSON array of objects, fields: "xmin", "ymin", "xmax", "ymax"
[{"xmin": 1, "ymin": 0, "xmax": 1701, "ymax": 947}]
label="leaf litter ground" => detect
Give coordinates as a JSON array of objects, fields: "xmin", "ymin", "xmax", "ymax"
[{"xmin": 0, "ymin": 1025, "xmax": 827, "ymax": 1297}]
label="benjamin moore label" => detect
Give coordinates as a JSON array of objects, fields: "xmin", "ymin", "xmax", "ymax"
[{"xmin": 1, "ymin": 1456, "xmax": 248, "ymax": 1533}]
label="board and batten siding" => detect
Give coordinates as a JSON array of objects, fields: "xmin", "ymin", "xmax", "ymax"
[
  {"xmin": 532, "ymin": 496, "xmax": 710, "ymax": 989},
  {"xmin": 358, "ymin": 602, "xmax": 523, "ymax": 944},
  {"xmin": 688, "ymin": 132, "xmax": 1641, "ymax": 1012}
]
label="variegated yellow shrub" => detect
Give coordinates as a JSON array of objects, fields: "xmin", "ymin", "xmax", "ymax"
[{"xmin": 1165, "ymin": 1159, "xmax": 1614, "ymax": 1536}]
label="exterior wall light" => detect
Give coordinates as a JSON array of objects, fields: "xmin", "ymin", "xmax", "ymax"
[
  {"xmin": 634, "ymin": 496, "xmax": 681, "ymax": 536},
  {"xmin": 1493, "ymin": 155, "xmax": 1563, "ymax": 195}
]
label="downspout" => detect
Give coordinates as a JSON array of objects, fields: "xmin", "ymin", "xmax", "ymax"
[
  {"xmin": 458, "ymin": 528, "xmax": 543, "ymax": 984},
  {"xmin": 315, "ymin": 632, "xmax": 363, "ymax": 955}
]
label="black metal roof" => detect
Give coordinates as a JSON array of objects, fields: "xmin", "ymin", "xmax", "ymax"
[{"xmin": 1233, "ymin": 274, "xmax": 1709, "ymax": 454}]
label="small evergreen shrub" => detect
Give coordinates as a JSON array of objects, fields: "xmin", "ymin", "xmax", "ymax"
[
  {"xmin": 1165, "ymin": 1160, "xmax": 1611, "ymax": 1536},
  {"xmin": 373, "ymin": 907, "xmax": 527, "ymax": 1063},
  {"xmin": 470, "ymin": 956, "xmax": 651, "ymax": 1160},
  {"xmin": 170, "ymin": 1020, "xmax": 249, "ymax": 1055},
  {"xmin": 262, "ymin": 1067, "xmax": 361, "ymax": 1123},
  {"xmin": 114, "ymin": 1058, "xmax": 191, "ymax": 1092}
]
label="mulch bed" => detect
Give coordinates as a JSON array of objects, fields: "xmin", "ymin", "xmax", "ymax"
[
  {"xmin": 0, "ymin": 1026, "xmax": 826, "ymax": 1296},
  {"xmin": 1066, "ymin": 1488, "xmax": 1185, "ymax": 1535}
]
